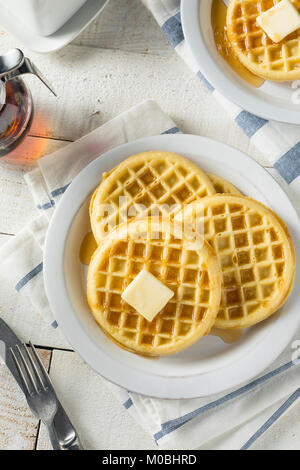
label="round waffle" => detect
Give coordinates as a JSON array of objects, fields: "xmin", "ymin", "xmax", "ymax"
[
  {"xmin": 227, "ymin": 0, "xmax": 300, "ymax": 81},
  {"xmin": 176, "ymin": 194, "xmax": 295, "ymax": 329},
  {"xmin": 208, "ymin": 173, "xmax": 243, "ymax": 195},
  {"xmin": 87, "ymin": 218, "xmax": 222, "ymax": 356},
  {"xmin": 90, "ymin": 151, "xmax": 215, "ymax": 243}
]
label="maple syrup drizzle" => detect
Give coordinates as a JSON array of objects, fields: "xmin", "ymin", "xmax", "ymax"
[
  {"xmin": 210, "ymin": 327, "xmax": 243, "ymax": 344},
  {"xmin": 212, "ymin": 0, "xmax": 264, "ymax": 88},
  {"xmin": 79, "ymin": 232, "xmax": 98, "ymax": 265}
]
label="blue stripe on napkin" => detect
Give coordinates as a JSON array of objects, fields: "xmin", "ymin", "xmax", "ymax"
[
  {"xmin": 123, "ymin": 398, "xmax": 133, "ymax": 410},
  {"xmin": 36, "ymin": 184, "xmax": 70, "ymax": 211},
  {"xmin": 235, "ymin": 111, "xmax": 267, "ymax": 138},
  {"xmin": 154, "ymin": 360, "xmax": 297, "ymax": 442},
  {"xmin": 15, "ymin": 262, "xmax": 43, "ymax": 292},
  {"xmin": 51, "ymin": 183, "xmax": 71, "ymax": 198},
  {"xmin": 241, "ymin": 388, "xmax": 300, "ymax": 450},
  {"xmin": 162, "ymin": 126, "xmax": 181, "ymax": 134},
  {"xmin": 161, "ymin": 12, "xmax": 184, "ymax": 48},
  {"xmin": 37, "ymin": 200, "xmax": 55, "ymax": 210},
  {"xmin": 196, "ymin": 73, "xmax": 268, "ymax": 139},
  {"xmin": 274, "ymin": 141, "xmax": 300, "ymax": 184},
  {"xmin": 197, "ymin": 71, "xmax": 215, "ymax": 92}
]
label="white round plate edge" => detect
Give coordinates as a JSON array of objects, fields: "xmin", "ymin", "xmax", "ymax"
[
  {"xmin": 181, "ymin": 0, "xmax": 300, "ymax": 125},
  {"xmin": 44, "ymin": 134, "xmax": 300, "ymax": 399}
]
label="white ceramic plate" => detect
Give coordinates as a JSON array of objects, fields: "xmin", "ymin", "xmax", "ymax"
[
  {"xmin": 0, "ymin": 0, "xmax": 109, "ymax": 53},
  {"xmin": 181, "ymin": 0, "xmax": 300, "ymax": 125},
  {"xmin": 44, "ymin": 134, "xmax": 300, "ymax": 399}
]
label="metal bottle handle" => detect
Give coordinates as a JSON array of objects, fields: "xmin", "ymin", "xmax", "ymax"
[{"xmin": 0, "ymin": 49, "xmax": 56, "ymax": 96}]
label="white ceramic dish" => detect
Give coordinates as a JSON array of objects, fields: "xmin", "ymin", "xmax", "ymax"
[
  {"xmin": 181, "ymin": 0, "xmax": 300, "ymax": 125},
  {"xmin": 0, "ymin": 0, "xmax": 109, "ymax": 53},
  {"xmin": 44, "ymin": 134, "xmax": 300, "ymax": 399},
  {"xmin": 0, "ymin": 0, "xmax": 87, "ymax": 37}
]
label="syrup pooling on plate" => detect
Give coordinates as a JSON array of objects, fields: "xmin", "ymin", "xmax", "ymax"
[
  {"xmin": 212, "ymin": 0, "xmax": 265, "ymax": 87},
  {"xmin": 210, "ymin": 328, "xmax": 243, "ymax": 343},
  {"xmin": 80, "ymin": 232, "xmax": 98, "ymax": 265}
]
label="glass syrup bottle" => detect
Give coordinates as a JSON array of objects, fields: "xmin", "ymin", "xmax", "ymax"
[
  {"xmin": 0, "ymin": 77, "xmax": 33, "ymax": 157},
  {"xmin": 0, "ymin": 49, "xmax": 56, "ymax": 160}
]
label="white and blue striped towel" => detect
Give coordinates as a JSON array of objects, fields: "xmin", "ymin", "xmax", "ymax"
[
  {"xmin": 142, "ymin": 0, "xmax": 300, "ymax": 199},
  {"xmin": 0, "ymin": 99, "xmax": 299, "ymax": 450}
]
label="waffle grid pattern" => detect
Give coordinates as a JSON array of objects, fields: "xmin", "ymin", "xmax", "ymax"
[
  {"xmin": 93, "ymin": 232, "xmax": 215, "ymax": 353},
  {"xmin": 194, "ymin": 199, "xmax": 287, "ymax": 322},
  {"xmin": 94, "ymin": 155, "xmax": 214, "ymax": 236},
  {"xmin": 208, "ymin": 174, "xmax": 243, "ymax": 195},
  {"xmin": 228, "ymin": 0, "xmax": 300, "ymax": 78}
]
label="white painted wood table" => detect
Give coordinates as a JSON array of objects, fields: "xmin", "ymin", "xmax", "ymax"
[{"xmin": 0, "ymin": 0, "xmax": 299, "ymax": 451}]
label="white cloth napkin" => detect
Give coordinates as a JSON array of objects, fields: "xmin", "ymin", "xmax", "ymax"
[
  {"xmin": 142, "ymin": 0, "xmax": 300, "ymax": 200},
  {"xmin": 0, "ymin": 100, "xmax": 299, "ymax": 450}
]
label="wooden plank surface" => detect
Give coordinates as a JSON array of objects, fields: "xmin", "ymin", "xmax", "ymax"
[
  {"xmin": 73, "ymin": 0, "xmax": 172, "ymax": 55},
  {"xmin": 0, "ymin": 349, "xmax": 51, "ymax": 450}
]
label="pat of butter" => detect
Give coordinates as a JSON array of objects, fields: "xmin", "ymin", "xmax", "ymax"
[
  {"xmin": 121, "ymin": 270, "xmax": 174, "ymax": 322},
  {"xmin": 257, "ymin": 0, "xmax": 300, "ymax": 43}
]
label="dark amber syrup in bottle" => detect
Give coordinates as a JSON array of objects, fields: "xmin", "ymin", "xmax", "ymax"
[{"xmin": 0, "ymin": 78, "xmax": 33, "ymax": 158}]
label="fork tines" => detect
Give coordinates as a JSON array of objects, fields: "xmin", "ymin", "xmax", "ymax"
[{"xmin": 10, "ymin": 343, "xmax": 49, "ymax": 396}]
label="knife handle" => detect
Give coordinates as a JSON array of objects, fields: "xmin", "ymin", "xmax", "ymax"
[
  {"xmin": 48, "ymin": 426, "xmax": 62, "ymax": 450},
  {"xmin": 64, "ymin": 438, "xmax": 84, "ymax": 450},
  {"xmin": 47, "ymin": 403, "xmax": 84, "ymax": 450},
  {"xmin": 48, "ymin": 423, "xmax": 84, "ymax": 450}
]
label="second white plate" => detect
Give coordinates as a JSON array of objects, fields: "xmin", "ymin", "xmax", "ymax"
[
  {"xmin": 44, "ymin": 134, "xmax": 300, "ymax": 399},
  {"xmin": 181, "ymin": 0, "xmax": 300, "ymax": 125}
]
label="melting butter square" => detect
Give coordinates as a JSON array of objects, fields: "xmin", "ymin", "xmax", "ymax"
[
  {"xmin": 121, "ymin": 270, "xmax": 174, "ymax": 322},
  {"xmin": 257, "ymin": 0, "xmax": 300, "ymax": 43}
]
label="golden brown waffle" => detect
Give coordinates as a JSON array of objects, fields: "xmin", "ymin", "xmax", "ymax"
[
  {"xmin": 90, "ymin": 151, "xmax": 215, "ymax": 243},
  {"xmin": 227, "ymin": 0, "xmax": 300, "ymax": 81},
  {"xmin": 208, "ymin": 173, "xmax": 243, "ymax": 195},
  {"xmin": 176, "ymin": 195, "xmax": 295, "ymax": 329},
  {"xmin": 87, "ymin": 218, "xmax": 222, "ymax": 356}
]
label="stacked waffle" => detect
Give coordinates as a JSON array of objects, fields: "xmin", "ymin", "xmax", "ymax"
[
  {"xmin": 87, "ymin": 151, "xmax": 295, "ymax": 356},
  {"xmin": 226, "ymin": 0, "xmax": 300, "ymax": 81}
]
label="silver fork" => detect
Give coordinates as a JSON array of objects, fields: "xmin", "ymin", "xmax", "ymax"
[{"xmin": 10, "ymin": 342, "xmax": 83, "ymax": 450}]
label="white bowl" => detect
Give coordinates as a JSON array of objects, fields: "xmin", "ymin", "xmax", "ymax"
[
  {"xmin": 181, "ymin": 0, "xmax": 300, "ymax": 125},
  {"xmin": 44, "ymin": 134, "xmax": 300, "ymax": 399},
  {"xmin": 0, "ymin": 0, "xmax": 109, "ymax": 53},
  {"xmin": 0, "ymin": 0, "xmax": 87, "ymax": 37}
]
